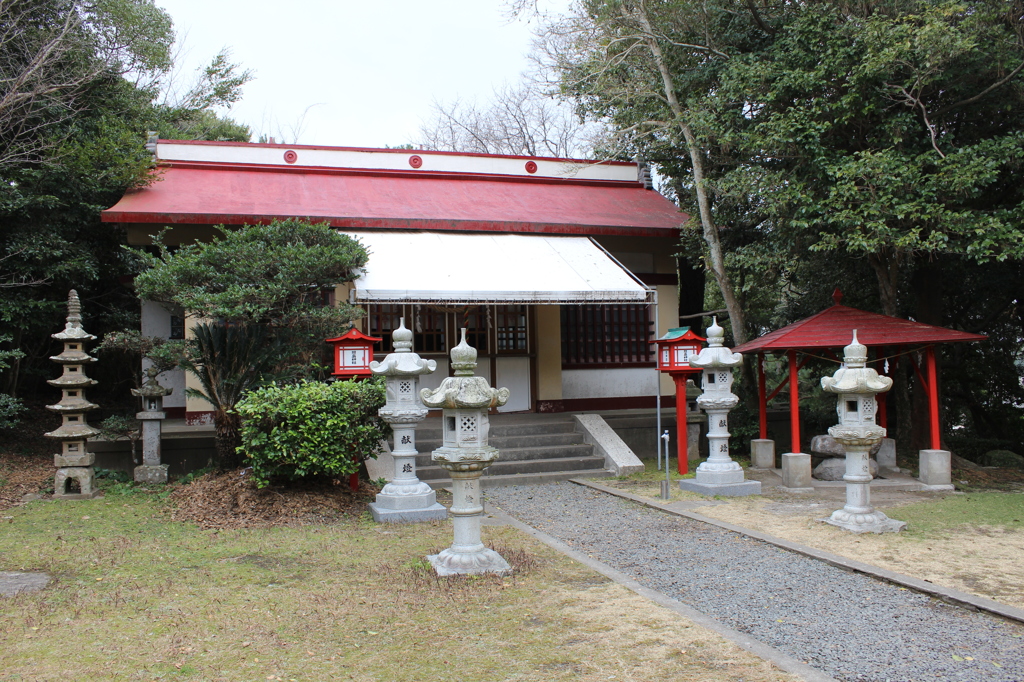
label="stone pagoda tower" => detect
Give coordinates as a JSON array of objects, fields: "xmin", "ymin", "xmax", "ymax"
[{"xmin": 45, "ymin": 290, "xmax": 102, "ymax": 499}]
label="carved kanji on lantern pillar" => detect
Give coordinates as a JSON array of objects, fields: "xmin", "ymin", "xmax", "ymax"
[
  {"xmin": 681, "ymin": 318, "xmax": 761, "ymax": 496},
  {"xmin": 45, "ymin": 290, "xmax": 102, "ymax": 499},
  {"xmin": 820, "ymin": 331, "xmax": 905, "ymax": 533}
]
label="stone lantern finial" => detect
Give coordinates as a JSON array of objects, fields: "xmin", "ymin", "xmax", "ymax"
[
  {"xmin": 819, "ymin": 331, "xmax": 903, "ymax": 533},
  {"xmin": 449, "ymin": 328, "xmax": 478, "ymax": 376},
  {"xmin": 391, "ymin": 317, "xmax": 413, "ymax": 352}
]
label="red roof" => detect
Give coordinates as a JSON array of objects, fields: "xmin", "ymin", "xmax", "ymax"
[
  {"xmin": 733, "ymin": 304, "xmax": 986, "ymax": 354},
  {"xmin": 101, "ymin": 162, "xmax": 687, "ymax": 237}
]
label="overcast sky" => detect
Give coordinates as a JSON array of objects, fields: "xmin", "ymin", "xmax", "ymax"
[{"xmin": 156, "ymin": 0, "xmax": 566, "ymax": 148}]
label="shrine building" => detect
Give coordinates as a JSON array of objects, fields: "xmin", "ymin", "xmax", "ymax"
[{"xmin": 102, "ymin": 140, "xmax": 692, "ymax": 423}]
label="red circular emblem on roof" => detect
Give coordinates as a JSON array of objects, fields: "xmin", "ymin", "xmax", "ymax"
[
  {"xmin": 283, "ymin": 150, "xmax": 298, "ymax": 164},
  {"xmin": 409, "ymin": 155, "xmax": 423, "ymax": 169},
  {"xmin": 525, "ymin": 161, "xmax": 538, "ymax": 174}
]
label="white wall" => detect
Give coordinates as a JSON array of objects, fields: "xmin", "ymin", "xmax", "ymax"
[{"xmin": 562, "ymin": 367, "xmax": 660, "ymax": 400}]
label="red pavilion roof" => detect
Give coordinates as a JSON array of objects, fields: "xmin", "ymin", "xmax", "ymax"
[{"xmin": 733, "ymin": 304, "xmax": 986, "ymax": 354}]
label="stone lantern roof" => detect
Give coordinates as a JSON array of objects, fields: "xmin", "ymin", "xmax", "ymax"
[
  {"xmin": 690, "ymin": 318, "xmax": 742, "ymax": 370},
  {"xmin": 821, "ymin": 331, "xmax": 893, "ymax": 395}
]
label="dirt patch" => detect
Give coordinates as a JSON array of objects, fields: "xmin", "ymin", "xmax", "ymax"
[{"xmin": 167, "ymin": 469, "xmax": 380, "ymax": 529}]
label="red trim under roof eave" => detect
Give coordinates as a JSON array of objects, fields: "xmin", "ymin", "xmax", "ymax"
[
  {"xmin": 102, "ymin": 213, "xmax": 678, "ymax": 237},
  {"xmin": 732, "ymin": 305, "xmax": 987, "ymax": 354},
  {"xmin": 101, "ymin": 164, "xmax": 687, "ymax": 236}
]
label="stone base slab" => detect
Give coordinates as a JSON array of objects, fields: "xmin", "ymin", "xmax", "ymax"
[
  {"xmin": 679, "ymin": 479, "xmax": 762, "ymax": 497},
  {"xmin": 52, "ymin": 490, "xmax": 102, "ymax": 500},
  {"xmin": 134, "ymin": 464, "xmax": 168, "ymax": 484},
  {"xmin": 428, "ymin": 547, "xmax": 511, "ymax": 576},
  {"xmin": 692, "ymin": 466, "xmax": 746, "ymax": 486},
  {"xmin": 369, "ymin": 502, "xmax": 448, "ymax": 523}
]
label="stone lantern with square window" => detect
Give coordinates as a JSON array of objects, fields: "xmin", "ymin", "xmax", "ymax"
[
  {"xmin": 682, "ymin": 318, "xmax": 761, "ymax": 496},
  {"xmin": 420, "ymin": 329, "xmax": 511, "ymax": 576},
  {"xmin": 820, "ymin": 330, "xmax": 904, "ymax": 533},
  {"xmin": 45, "ymin": 290, "xmax": 102, "ymax": 499},
  {"xmin": 368, "ymin": 318, "xmax": 446, "ymax": 523},
  {"xmin": 131, "ymin": 366, "xmax": 172, "ymax": 484}
]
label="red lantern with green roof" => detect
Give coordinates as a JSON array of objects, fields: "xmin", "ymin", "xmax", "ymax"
[{"xmin": 654, "ymin": 327, "xmax": 705, "ymax": 474}]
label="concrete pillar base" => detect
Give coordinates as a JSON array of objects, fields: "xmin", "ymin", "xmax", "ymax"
[
  {"xmin": 781, "ymin": 452, "xmax": 813, "ymax": 490},
  {"xmin": 750, "ymin": 439, "xmax": 775, "ymax": 469},
  {"xmin": 679, "ymin": 479, "xmax": 761, "ymax": 497},
  {"xmin": 875, "ymin": 438, "xmax": 898, "ymax": 471},
  {"xmin": 918, "ymin": 449, "xmax": 952, "ymax": 487}
]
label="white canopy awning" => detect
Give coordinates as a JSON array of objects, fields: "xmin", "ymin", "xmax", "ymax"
[{"xmin": 347, "ymin": 232, "xmax": 654, "ymax": 305}]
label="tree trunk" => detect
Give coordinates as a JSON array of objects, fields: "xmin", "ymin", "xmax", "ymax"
[
  {"xmin": 213, "ymin": 410, "xmax": 243, "ymax": 470},
  {"xmin": 633, "ymin": 6, "xmax": 748, "ymax": 346},
  {"xmin": 867, "ymin": 250, "xmax": 900, "ymax": 317}
]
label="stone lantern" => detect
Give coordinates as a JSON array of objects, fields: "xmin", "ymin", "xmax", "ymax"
[
  {"xmin": 45, "ymin": 290, "xmax": 101, "ymax": 499},
  {"xmin": 131, "ymin": 366, "xmax": 172, "ymax": 483},
  {"xmin": 820, "ymin": 331, "xmax": 905, "ymax": 533},
  {"xmin": 420, "ymin": 329, "xmax": 511, "ymax": 576},
  {"xmin": 368, "ymin": 318, "xmax": 447, "ymax": 523},
  {"xmin": 682, "ymin": 318, "xmax": 761, "ymax": 496}
]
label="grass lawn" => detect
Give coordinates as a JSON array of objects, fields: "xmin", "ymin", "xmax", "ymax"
[{"xmin": 0, "ymin": 483, "xmax": 798, "ymax": 682}]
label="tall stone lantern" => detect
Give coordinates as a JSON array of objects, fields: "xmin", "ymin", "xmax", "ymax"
[
  {"xmin": 368, "ymin": 318, "xmax": 447, "ymax": 523},
  {"xmin": 681, "ymin": 318, "xmax": 761, "ymax": 496},
  {"xmin": 45, "ymin": 290, "xmax": 102, "ymax": 499},
  {"xmin": 420, "ymin": 329, "xmax": 511, "ymax": 576},
  {"xmin": 131, "ymin": 366, "xmax": 172, "ymax": 484},
  {"xmin": 820, "ymin": 331, "xmax": 905, "ymax": 533}
]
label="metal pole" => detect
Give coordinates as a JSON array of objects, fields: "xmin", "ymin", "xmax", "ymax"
[
  {"xmin": 653, "ymin": 297, "xmax": 661, "ymax": 470},
  {"xmin": 661, "ymin": 430, "xmax": 671, "ymax": 499}
]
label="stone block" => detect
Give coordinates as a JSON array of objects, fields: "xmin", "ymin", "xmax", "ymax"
[
  {"xmin": 875, "ymin": 438, "xmax": 898, "ymax": 470},
  {"xmin": 54, "ymin": 452, "xmax": 95, "ymax": 467},
  {"xmin": 918, "ymin": 449, "xmax": 952, "ymax": 487},
  {"xmin": 750, "ymin": 439, "xmax": 775, "ymax": 469},
  {"xmin": 679, "ymin": 479, "xmax": 761, "ymax": 496},
  {"xmin": 813, "ymin": 457, "xmax": 878, "ymax": 481},
  {"xmin": 780, "ymin": 453, "xmax": 813, "ymax": 490},
  {"xmin": 134, "ymin": 464, "xmax": 168, "ymax": 484},
  {"xmin": 370, "ymin": 503, "xmax": 448, "ymax": 523}
]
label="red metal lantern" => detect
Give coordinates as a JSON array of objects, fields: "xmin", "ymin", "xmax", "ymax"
[
  {"xmin": 326, "ymin": 328, "xmax": 382, "ymax": 379},
  {"xmin": 654, "ymin": 327, "xmax": 705, "ymax": 474},
  {"xmin": 655, "ymin": 327, "xmax": 706, "ymax": 373}
]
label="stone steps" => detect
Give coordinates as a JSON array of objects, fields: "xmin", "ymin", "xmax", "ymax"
[{"xmin": 404, "ymin": 415, "xmax": 611, "ymax": 488}]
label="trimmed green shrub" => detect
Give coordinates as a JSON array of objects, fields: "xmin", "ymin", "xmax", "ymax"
[{"xmin": 235, "ymin": 378, "xmax": 388, "ymax": 488}]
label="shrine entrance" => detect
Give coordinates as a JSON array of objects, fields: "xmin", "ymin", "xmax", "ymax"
[{"xmin": 367, "ymin": 303, "xmax": 533, "ymax": 412}]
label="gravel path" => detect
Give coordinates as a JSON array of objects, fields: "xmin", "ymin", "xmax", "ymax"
[{"xmin": 485, "ymin": 482, "xmax": 1024, "ymax": 682}]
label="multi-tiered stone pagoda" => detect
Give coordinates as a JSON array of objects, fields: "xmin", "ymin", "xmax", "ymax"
[{"xmin": 45, "ymin": 290, "xmax": 101, "ymax": 499}]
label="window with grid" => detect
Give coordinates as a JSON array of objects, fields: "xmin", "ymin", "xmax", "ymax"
[
  {"xmin": 560, "ymin": 304, "xmax": 654, "ymax": 367},
  {"xmin": 495, "ymin": 305, "xmax": 528, "ymax": 352},
  {"xmin": 412, "ymin": 305, "xmax": 446, "ymax": 353},
  {"xmin": 367, "ymin": 304, "xmax": 403, "ymax": 350},
  {"xmin": 460, "ymin": 306, "xmax": 488, "ymax": 353}
]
